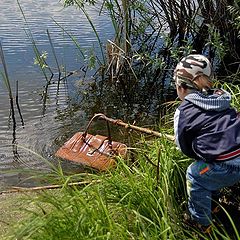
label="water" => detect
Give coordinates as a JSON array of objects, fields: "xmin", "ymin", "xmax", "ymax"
[{"xmin": 0, "ymin": 0, "xmax": 114, "ymax": 190}]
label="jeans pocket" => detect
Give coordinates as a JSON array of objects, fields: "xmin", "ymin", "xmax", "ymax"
[
  {"xmin": 200, "ymin": 162, "xmax": 228, "ymax": 179},
  {"xmin": 198, "ymin": 162, "xmax": 213, "ymax": 176}
]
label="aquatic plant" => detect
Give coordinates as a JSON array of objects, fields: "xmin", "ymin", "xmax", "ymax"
[
  {"xmin": 62, "ymin": 1, "xmax": 240, "ymax": 93},
  {"xmin": 0, "ymin": 42, "xmax": 25, "ymax": 143},
  {"xmin": 17, "ymin": 0, "xmax": 53, "ymax": 83},
  {"xmin": 0, "ymin": 42, "xmax": 13, "ymax": 100}
]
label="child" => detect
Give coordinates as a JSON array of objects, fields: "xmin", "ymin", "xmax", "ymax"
[{"xmin": 173, "ymin": 54, "xmax": 240, "ymax": 232}]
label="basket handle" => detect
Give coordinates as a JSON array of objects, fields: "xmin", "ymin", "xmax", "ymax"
[{"xmin": 82, "ymin": 113, "xmax": 112, "ymax": 146}]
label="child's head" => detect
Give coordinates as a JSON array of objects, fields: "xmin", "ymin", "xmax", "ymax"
[{"xmin": 174, "ymin": 54, "xmax": 213, "ymax": 94}]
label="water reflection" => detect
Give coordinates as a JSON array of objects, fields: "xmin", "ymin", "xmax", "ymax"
[{"xmin": 0, "ymin": 0, "xmax": 114, "ymax": 190}]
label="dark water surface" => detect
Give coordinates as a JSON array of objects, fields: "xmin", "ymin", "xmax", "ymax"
[{"xmin": 0, "ymin": 0, "xmax": 113, "ymax": 190}]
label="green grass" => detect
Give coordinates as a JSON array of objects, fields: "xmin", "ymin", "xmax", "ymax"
[
  {"xmin": 5, "ymin": 135, "xmax": 238, "ymax": 240},
  {"xmin": 0, "ymin": 83, "xmax": 239, "ymax": 239},
  {"xmin": 6, "ymin": 136, "xmax": 190, "ymax": 240},
  {"xmin": 0, "ymin": 193, "xmax": 29, "ymax": 239},
  {"xmin": 2, "ymin": 83, "xmax": 240, "ymax": 239}
]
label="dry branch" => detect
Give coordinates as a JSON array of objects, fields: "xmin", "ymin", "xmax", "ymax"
[
  {"xmin": 98, "ymin": 113, "xmax": 175, "ymax": 141},
  {"xmin": 0, "ymin": 180, "xmax": 101, "ymax": 195}
]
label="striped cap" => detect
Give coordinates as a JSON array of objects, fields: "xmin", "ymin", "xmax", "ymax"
[{"xmin": 174, "ymin": 54, "xmax": 213, "ymax": 89}]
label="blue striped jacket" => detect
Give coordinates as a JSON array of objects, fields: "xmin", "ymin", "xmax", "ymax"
[{"xmin": 174, "ymin": 89, "xmax": 240, "ymax": 162}]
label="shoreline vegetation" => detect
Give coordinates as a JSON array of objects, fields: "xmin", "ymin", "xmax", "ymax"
[
  {"xmin": 1, "ymin": 126, "xmax": 240, "ymax": 239},
  {"xmin": 1, "ymin": 0, "xmax": 240, "ymax": 239}
]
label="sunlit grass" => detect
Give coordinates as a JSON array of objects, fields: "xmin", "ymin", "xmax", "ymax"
[
  {"xmin": 2, "ymin": 141, "xmax": 239, "ymax": 239},
  {"xmin": 5, "ymin": 135, "xmax": 237, "ymax": 240},
  {"xmin": 2, "ymin": 84, "xmax": 239, "ymax": 240},
  {"xmin": 4, "ymin": 83, "xmax": 240, "ymax": 239},
  {"xmin": 222, "ymin": 83, "xmax": 240, "ymax": 109},
  {"xmin": 7, "ymin": 136, "xmax": 189, "ymax": 239}
]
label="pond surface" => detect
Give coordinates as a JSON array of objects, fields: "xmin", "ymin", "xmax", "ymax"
[{"xmin": 0, "ymin": 0, "xmax": 114, "ymax": 190}]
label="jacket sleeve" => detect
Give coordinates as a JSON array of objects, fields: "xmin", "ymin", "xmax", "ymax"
[
  {"xmin": 174, "ymin": 109, "xmax": 181, "ymax": 149},
  {"xmin": 174, "ymin": 108, "xmax": 198, "ymax": 159}
]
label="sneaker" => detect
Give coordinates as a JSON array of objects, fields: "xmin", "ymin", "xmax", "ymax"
[{"xmin": 183, "ymin": 212, "xmax": 212, "ymax": 234}]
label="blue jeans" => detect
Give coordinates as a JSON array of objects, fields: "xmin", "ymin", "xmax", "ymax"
[{"xmin": 186, "ymin": 158, "xmax": 240, "ymax": 226}]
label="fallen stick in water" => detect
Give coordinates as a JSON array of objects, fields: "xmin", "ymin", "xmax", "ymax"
[{"xmin": 97, "ymin": 113, "xmax": 175, "ymax": 141}]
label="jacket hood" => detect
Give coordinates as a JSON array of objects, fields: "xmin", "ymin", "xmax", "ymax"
[{"xmin": 185, "ymin": 89, "xmax": 231, "ymax": 111}]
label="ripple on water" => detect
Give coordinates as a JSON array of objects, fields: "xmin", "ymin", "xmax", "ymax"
[
  {"xmin": 0, "ymin": 0, "xmax": 113, "ymax": 189},
  {"xmin": 0, "ymin": 80, "xmax": 87, "ymax": 189}
]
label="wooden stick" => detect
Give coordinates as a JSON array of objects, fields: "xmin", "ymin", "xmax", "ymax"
[
  {"xmin": 98, "ymin": 114, "xmax": 175, "ymax": 141},
  {"xmin": 0, "ymin": 180, "xmax": 101, "ymax": 195}
]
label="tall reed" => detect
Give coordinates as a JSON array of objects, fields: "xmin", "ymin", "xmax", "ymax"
[
  {"xmin": 63, "ymin": 1, "xmax": 106, "ymax": 65},
  {"xmin": 0, "ymin": 42, "xmax": 17, "ymax": 143},
  {"xmin": 0, "ymin": 42, "xmax": 13, "ymax": 99},
  {"xmin": 63, "ymin": 0, "xmax": 240, "ymax": 90},
  {"xmin": 17, "ymin": 0, "xmax": 53, "ymax": 82}
]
